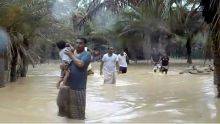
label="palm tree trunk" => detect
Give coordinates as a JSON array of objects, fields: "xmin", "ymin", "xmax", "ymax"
[
  {"xmin": 20, "ymin": 56, "xmax": 28, "ymax": 77},
  {"xmin": 10, "ymin": 48, "xmax": 18, "ymax": 82},
  {"xmin": 186, "ymin": 36, "xmax": 192, "ymax": 64},
  {"xmin": 143, "ymin": 33, "xmax": 151, "ymax": 60},
  {"xmin": 200, "ymin": 0, "xmax": 220, "ymax": 97},
  {"xmin": 212, "ymin": 32, "xmax": 220, "ymax": 97}
]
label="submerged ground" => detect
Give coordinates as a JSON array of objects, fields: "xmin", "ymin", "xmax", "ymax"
[{"xmin": 0, "ymin": 60, "xmax": 219, "ymax": 123}]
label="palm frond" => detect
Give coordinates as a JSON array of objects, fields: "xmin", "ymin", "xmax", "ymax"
[
  {"xmin": 118, "ymin": 24, "xmax": 146, "ymax": 37},
  {"xmin": 78, "ymin": 0, "xmax": 144, "ymax": 26},
  {"xmin": 201, "ymin": 0, "xmax": 220, "ymax": 51},
  {"xmin": 87, "ymin": 33, "xmax": 111, "ymax": 44}
]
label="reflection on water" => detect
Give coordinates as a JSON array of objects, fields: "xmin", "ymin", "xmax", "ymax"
[{"xmin": 0, "ymin": 62, "xmax": 219, "ymax": 123}]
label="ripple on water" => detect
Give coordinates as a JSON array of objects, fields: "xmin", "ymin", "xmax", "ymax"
[{"xmin": 152, "ymin": 109, "xmax": 184, "ymax": 116}]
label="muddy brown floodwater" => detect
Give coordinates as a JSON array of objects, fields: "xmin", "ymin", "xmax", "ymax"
[{"xmin": 0, "ymin": 61, "xmax": 219, "ymax": 123}]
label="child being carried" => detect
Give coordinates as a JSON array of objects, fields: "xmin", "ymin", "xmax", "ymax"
[{"xmin": 56, "ymin": 41, "xmax": 74, "ymax": 117}]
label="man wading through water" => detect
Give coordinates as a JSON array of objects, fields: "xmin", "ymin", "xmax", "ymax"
[
  {"xmin": 64, "ymin": 38, "xmax": 91, "ymax": 119},
  {"xmin": 100, "ymin": 47, "xmax": 119, "ymax": 84}
]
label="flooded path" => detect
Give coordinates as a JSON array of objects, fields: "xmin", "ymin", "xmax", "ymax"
[{"xmin": 0, "ymin": 62, "xmax": 219, "ymax": 123}]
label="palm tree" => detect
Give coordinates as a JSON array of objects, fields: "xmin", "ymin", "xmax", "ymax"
[
  {"xmin": 201, "ymin": 0, "xmax": 220, "ymax": 97},
  {"xmin": 0, "ymin": 0, "xmax": 50, "ymax": 83},
  {"xmin": 118, "ymin": 1, "xmax": 175, "ymax": 60},
  {"xmin": 167, "ymin": 0, "xmax": 204, "ymax": 64},
  {"xmin": 77, "ymin": 0, "xmax": 144, "ymax": 27},
  {"xmin": 79, "ymin": 0, "xmax": 203, "ymax": 63}
]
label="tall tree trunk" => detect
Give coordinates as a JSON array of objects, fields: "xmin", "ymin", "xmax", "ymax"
[
  {"xmin": 200, "ymin": 0, "xmax": 220, "ymax": 97},
  {"xmin": 186, "ymin": 36, "xmax": 192, "ymax": 64},
  {"xmin": 212, "ymin": 32, "xmax": 220, "ymax": 97},
  {"xmin": 20, "ymin": 38, "xmax": 29, "ymax": 77},
  {"xmin": 20, "ymin": 56, "xmax": 28, "ymax": 77},
  {"xmin": 204, "ymin": 33, "xmax": 212, "ymax": 65},
  {"xmin": 10, "ymin": 48, "xmax": 18, "ymax": 82},
  {"xmin": 143, "ymin": 33, "xmax": 151, "ymax": 61}
]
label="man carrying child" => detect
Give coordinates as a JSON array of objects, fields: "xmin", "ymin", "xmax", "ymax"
[{"xmin": 56, "ymin": 38, "xmax": 91, "ymax": 120}]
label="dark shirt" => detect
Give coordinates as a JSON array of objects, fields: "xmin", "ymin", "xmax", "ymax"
[
  {"xmin": 66, "ymin": 51, "xmax": 91, "ymax": 90},
  {"xmin": 161, "ymin": 56, "xmax": 169, "ymax": 66}
]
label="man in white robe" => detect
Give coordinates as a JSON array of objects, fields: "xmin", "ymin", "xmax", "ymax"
[{"xmin": 100, "ymin": 47, "xmax": 119, "ymax": 84}]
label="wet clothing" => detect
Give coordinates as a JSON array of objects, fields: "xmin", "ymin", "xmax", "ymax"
[
  {"xmin": 66, "ymin": 51, "xmax": 91, "ymax": 90},
  {"xmin": 65, "ymin": 50, "xmax": 91, "ymax": 119},
  {"xmin": 102, "ymin": 53, "xmax": 118, "ymax": 84},
  {"xmin": 102, "ymin": 53, "xmax": 118, "ymax": 73},
  {"xmin": 118, "ymin": 52, "xmax": 128, "ymax": 74},
  {"xmin": 104, "ymin": 71, "xmax": 116, "ymax": 84},
  {"xmin": 69, "ymin": 89, "xmax": 86, "ymax": 119},
  {"xmin": 160, "ymin": 56, "xmax": 169, "ymax": 74},
  {"xmin": 161, "ymin": 56, "xmax": 169, "ymax": 66},
  {"xmin": 119, "ymin": 67, "xmax": 127, "ymax": 73},
  {"xmin": 118, "ymin": 53, "xmax": 127, "ymax": 68}
]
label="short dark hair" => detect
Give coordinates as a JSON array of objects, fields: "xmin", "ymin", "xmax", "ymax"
[
  {"xmin": 56, "ymin": 40, "xmax": 66, "ymax": 50},
  {"xmin": 77, "ymin": 37, "xmax": 87, "ymax": 44}
]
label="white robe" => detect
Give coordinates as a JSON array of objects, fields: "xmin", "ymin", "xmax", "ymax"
[{"xmin": 102, "ymin": 53, "xmax": 118, "ymax": 84}]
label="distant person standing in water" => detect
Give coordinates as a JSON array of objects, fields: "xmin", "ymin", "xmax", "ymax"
[
  {"xmin": 100, "ymin": 47, "xmax": 119, "ymax": 84},
  {"xmin": 124, "ymin": 48, "xmax": 130, "ymax": 64},
  {"xmin": 160, "ymin": 52, "xmax": 169, "ymax": 74},
  {"xmin": 150, "ymin": 48, "xmax": 161, "ymax": 72},
  {"xmin": 118, "ymin": 49, "xmax": 128, "ymax": 74}
]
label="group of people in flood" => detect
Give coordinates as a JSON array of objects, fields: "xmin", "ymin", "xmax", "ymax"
[
  {"xmin": 150, "ymin": 48, "xmax": 170, "ymax": 74},
  {"xmin": 55, "ymin": 39, "xmax": 130, "ymax": 120},
  {"xmin": 100, "ymin": 47, "xmax": 128, "ymax": 84},
  {"xmin": 54, "ymin": 38, "xmax": 217, "ymax": 120},
  {"xmin": 54, "ymin": 38, "xmax": 173, "ymax": 120}
]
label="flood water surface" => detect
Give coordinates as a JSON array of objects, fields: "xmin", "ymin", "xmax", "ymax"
[{"xmin": 0, "ymin": 62, "xmax": 219, "ymax": 123}]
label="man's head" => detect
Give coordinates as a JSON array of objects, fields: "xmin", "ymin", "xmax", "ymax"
[
  {"xmin": 75, "ymin": 38, "xmax": 87, "ymax": 52},
  {"xmin": 108, "ymin": 47, "xmax": 114, "ymax": 55},
  {"xmin": 120, "ymin": 49, "xmax": 124, "ymax": 55},
  {"xmin": 56, "ymin": 40, "xmax": 66, "ymax": 50}
]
